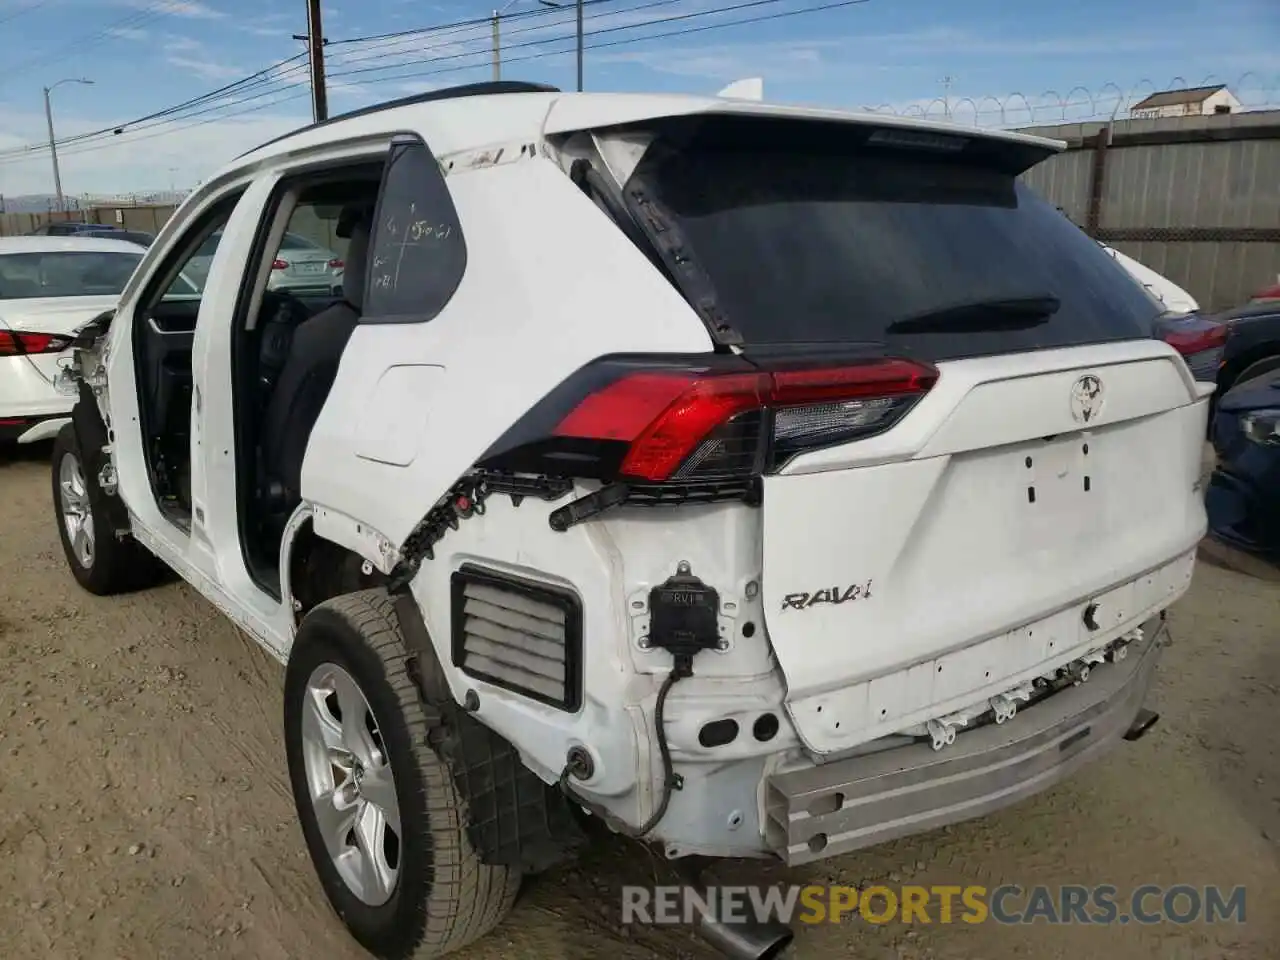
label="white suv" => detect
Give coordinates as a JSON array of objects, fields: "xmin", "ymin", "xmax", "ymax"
[{"xmin": 50, "ymin": 80, "xmax": 1211, "ymax": 960}]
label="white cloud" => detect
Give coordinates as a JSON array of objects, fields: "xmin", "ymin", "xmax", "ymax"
[
  {"xmin": 239, "ymin": 24, "xmax": 293, "ymax": 38},
  {"xmin": 159, "ymin": 34, "xmax": 245, "ymax": 81},
  {"xmin": 126, "ymin": 0, "xmax": 224, "ymax": 19},
  {"xmin": 327, "ymin": 79, "xmax": 371, "ymax": 100},
  {"xmin": 162, "ymin": 34, "xmax": 202, "ymax": 53},
  {"xmin": 106, "ymin": 26, "xmax": 149, "ymax": 41},
  {"xmin": 164, "ymin": 55, "xmax": 247, "ymax": 81},
  {"xmin": 395, "ymin": 81, "xmax": 442, "ymax": 95},
  {"xmin": 596, "ymin": 39, "xmax": 851, "ymax": 84}
]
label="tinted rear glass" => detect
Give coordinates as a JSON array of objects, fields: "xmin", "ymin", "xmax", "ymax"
[{"xmin": 627, "ymin": 117, "xmax": 1161, "ymax": 360}]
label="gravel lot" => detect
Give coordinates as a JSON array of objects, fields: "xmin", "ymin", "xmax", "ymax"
[{"xmin": 2, "ymin": 442, "xmax": 1278, "ymax": 960}]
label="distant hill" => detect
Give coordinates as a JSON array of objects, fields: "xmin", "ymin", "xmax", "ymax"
[{"xmin": 0, "ymin": 191, "xmax": 187, "ymax": 212}]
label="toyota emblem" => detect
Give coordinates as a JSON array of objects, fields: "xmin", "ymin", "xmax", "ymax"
[{"xmin": 1069, "ymin": 374, "xmax": 1104, "ymax": 423}]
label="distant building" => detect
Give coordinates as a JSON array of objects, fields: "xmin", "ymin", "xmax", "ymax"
[{"xmin": 1130, "ymin": 85, "xmax": 1242, "ymax": 119}]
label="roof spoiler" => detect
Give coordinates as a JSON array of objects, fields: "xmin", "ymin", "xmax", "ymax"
[{"xmin": 717, "ymin": 78, "xmax": 764, "ymax": 101}]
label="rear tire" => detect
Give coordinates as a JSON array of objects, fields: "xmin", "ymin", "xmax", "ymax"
[
  {"xmin": 50, "ymin": 423, "xmax": 165, "ymax": 595},
  {"xmin": 284, "ymin": 589, "xmax": 520, "ymax": 960}
]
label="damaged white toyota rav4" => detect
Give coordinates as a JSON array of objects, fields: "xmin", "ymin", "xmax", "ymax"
[{"xmin": 51, "ymin": 81, "xmax": 1210, "ymax": 960}]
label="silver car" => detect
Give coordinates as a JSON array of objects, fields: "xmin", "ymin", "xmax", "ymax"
[
  {"xmin": 269, "ymin": 232, "xmax": 344, "ymax": 295},
  {"xmin": 184, "ymin": 230, "xmax": 343, "ymax": 295}
]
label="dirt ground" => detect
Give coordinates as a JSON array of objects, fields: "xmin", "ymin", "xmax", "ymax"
[{"xmin": 2, "ymin": 442, "xmax": 1278, "ymax": 960}]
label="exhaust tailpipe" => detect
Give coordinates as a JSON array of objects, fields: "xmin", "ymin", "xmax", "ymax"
[
  {"xmin": 1124, "ymin": 708, "xmax": 1159, "ymax": 742},
  {"xmin": 693, "ymin": 909, "xmax": 795, "ymax": 960}
]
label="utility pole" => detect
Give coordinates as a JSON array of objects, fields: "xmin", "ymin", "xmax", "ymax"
[
  {"xmin": 293, "ymin": 0, "xmax": 328, "ymax": 123},
  {"xmin": 940, "ymin": 74, "xmax": 954, "ymax": 119},
  {"xmin": 491, "ymin": 10, "xmax": 501, "ymax": 81},
  {"xmin": 43, "ymin": 88, "xmax": 63, "ymax": 212},
  {"xmin": 533, "ymin": 0, "xmax": 583, "ymax": 90},
  {"xmin": 575, "ymin": 0, "xmax": 583, "ymax": 92},
  {"xmin": 42, "ymin": 78, "xmax": 93, "ymax": 212},
  {"xmin": 495, "ymin": 0, "xmax": 584, "ymax": 90}
]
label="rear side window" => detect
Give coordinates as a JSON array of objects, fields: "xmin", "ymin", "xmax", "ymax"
[
  {"xmin": 362, "ymin": 135, "xmax": 466, "ymax": 324},
  {"xmin": 626, "ymin": 116, "xmax": 1162, "ymax": 361}
]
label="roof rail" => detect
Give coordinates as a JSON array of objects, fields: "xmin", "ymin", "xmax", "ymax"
[{"xmin": 239, "ymin": 80, "xmax": 561, "ymax": 159}]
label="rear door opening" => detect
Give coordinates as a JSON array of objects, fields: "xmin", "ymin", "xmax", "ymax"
[{"xmin": 586, "ymin": 113, "xmax": 1209, "ymax": 752}]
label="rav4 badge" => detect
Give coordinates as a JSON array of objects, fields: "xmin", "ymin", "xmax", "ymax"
[{"xmin": 781, "ymin": 581, "xmax": 874, "ymax": 611}]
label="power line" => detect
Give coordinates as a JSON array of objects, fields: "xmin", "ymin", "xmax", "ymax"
[
  {"xmin": 0, "ymin": 0, "xmax": 876, "ymax": 167},
  {"xmin": 0, "ymin": 54, "xmax": 308, "ymax": 160},
  {"xmin": 43, "ymin": 87, "xmax": 315, "ymax": 162},
  {"xmin": 319, "ymin": 0, "xmax": 678, "ymax": 75},
  {"xmin": 0, "ymin": 0, "xmax": 610, "ymax": 160},
  {"xmin": 0, "ymin": 4, "xmax": 168, "ymax": 87},
  {"xmin": 325, "ymin": 0, "xmax": 611, "ymax": 50},
  {"xmin": 0, "ymin": 0, "xmax": 588, "ymax": 159},
  {"xmin": 0, "ymin": 0, "xmax": 55, "ymax": 27},
  {"xmin": 328, "ymin": 0, "xmax": 872, "ymax": 84}
]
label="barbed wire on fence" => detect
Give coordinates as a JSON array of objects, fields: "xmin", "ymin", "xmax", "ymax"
[{"xmin": 858, "ymin": 72, "xmax": 1280, "ymax": 129}]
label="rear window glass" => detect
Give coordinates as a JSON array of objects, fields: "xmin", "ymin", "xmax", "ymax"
[
  {"xmin": 0, "ymin": 251, "xmax": 142, "ymax": 299},
  {"xmin": 626, "ymin": 117, "xmax": 1162, "ymax": 361},
  {"xmin": 362, "ymin": 136, "xmax": 466, "ymax": 323}
]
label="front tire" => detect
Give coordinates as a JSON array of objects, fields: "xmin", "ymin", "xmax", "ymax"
[
  {"xmin": 50, "ymin": 423, "xmax": 163, "ymax": 595},
  {"xmin": 284, "ymin": 590, "xmax": 520, "ymax": 959}
]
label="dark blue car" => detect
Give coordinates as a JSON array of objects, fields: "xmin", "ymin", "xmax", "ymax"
[{"xmin": 1206, "ymin": 371, "xmax": 1280, "ymax": 563}]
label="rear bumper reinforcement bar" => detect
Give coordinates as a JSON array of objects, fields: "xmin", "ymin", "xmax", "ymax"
[{"xmin": 763, "ymin": 616, "xmax": 1163, "ymax": 865}]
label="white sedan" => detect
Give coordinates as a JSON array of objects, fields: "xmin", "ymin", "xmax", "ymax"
[{"xmin": 0, "ymin": 236, "xmax": 147, "ymax": 444}]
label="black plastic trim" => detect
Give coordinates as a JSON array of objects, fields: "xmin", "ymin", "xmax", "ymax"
[
  {"xmin": 450, "ymin": 563, "xmax": 584, "ymax": 714},
  {"xmin": 392, "ymin": 592, "xmax": 588, "ymax": 873},
  {"xmin": 70, "ymin": 384, "xmax": 130, "ymax": 535},
  {"xmin": 240, "ymin": 81, "xmax": 560, "ymax": 158}
]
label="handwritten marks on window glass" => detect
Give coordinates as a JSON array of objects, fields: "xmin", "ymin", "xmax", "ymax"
[
  {"xmin": 364, "ymin": 139, "xmax": 467, "ymax": 322},
  {"xmin": 369, "ymin": 203, "xmax": 456, "ymax": 295}
]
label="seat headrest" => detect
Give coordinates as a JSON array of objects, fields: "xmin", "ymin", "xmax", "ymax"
[{"xmin": 343, "ymin": 218, "xmax": 371, "ymax": 311}]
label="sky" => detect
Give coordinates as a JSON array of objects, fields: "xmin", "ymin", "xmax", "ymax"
[{"xmin": 0, "ymin": 0, "xmax": 1275, "ymax": 197}]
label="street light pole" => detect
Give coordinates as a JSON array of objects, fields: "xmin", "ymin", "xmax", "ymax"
[
  {"xmin": 491, "ymin": 0, "xmax": 525, "ymax": 82},
  {"xmin": 494, "ymin": 0, "xmax": 584, "ymax": 90},
  {"xmin": 43, "ymin": 77, "xmax": 93, "ymax": 212},
  {"xmin": 491, "ymin": 8, "xmax": 501, "ymax": 81},
  {"xmin": 575, "ymin": 0, "xmax": 583, "ymax": 92},
  {"xmin": 536, "ymin": 0, "xmax": 584, "ymax": 91}
]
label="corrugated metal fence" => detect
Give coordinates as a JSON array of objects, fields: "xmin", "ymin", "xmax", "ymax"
[
  {"xmin": 0, "ymin": 204, "xmax": 176, "ymax": 238},
  {"xmin": 1019, "ymin": 110, "xmax": 1280, "ymax": 311}
]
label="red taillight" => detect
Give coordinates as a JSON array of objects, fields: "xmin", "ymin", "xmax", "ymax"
[
  {"xmin": 328, "ymin": 258, "xmax": 344, "ymax": 269},
  {"xmin": 550, "ymin": 359, "xmax": 937, "ymax": 482},
  {"xmin": 1162, "ymin": 323, "xmax": 1227, "ymax": 356},
  {"xmin": 0, "ymin": 329, "xmax": 73, "ymax": 356},
  {"xmin": 272, "ymin": 258, "xmax": 289, "ymax": 270}
]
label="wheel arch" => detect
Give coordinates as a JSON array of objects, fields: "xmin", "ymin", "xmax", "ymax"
[
  {"xmin": 387, "ymin": 590, "xmax": 590, "ymax": 874},
  {"xmin": 281, "ymin": 507, "xmax": 390, "ymax": 627},
  {"xmin": 1222, "ymin": 340, "xmax": 1280, "ymax": 393}
]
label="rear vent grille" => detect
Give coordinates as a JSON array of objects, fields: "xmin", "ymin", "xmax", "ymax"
[{"xmin": 450, "ymin": 564, "xmax": 583, "ymax": 712}]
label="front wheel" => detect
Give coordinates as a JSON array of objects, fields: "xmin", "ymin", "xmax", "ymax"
[
  {"xmin": 50, "ymin": 423, "xmax": 164, "ymax": 595},
  {"xmin": 284, "ymin": 590, "xmax": 520, "ymax": 959}
]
